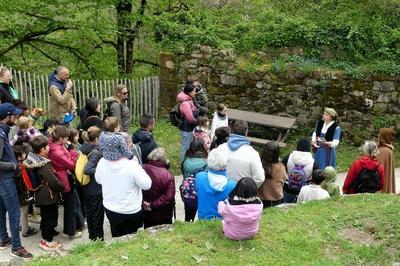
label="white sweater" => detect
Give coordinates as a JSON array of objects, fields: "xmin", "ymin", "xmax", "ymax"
[
  {"xmin": 287, "ymin": 151, "xmax": 315, "ymax": 179},
  {"xmin": 297, "ymin": 185, "xmax": 330, "ymax": 203},
  {"xmin": 95, "ymin": 158, "xmax": 151, "ymax": 214},
  {"xmin": 217, "ymin": 143, "xmax": 265, "ymax": 188},
  {"xmin": 210, "ymin": 112, "xmax": 229, "ymax": 140}
]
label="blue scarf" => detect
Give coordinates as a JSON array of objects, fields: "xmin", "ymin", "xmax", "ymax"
[{"xmin": 48, "ymin": 70, "xmax": 66, "ymax": 94}]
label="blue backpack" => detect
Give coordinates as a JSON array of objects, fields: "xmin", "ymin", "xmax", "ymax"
[{"xmin": 287, "ymin": 164, "xmax": 307, "ymax": 191}]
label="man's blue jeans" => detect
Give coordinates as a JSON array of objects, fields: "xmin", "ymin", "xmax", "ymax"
[
  {"xmin": 180, "ymin": 130, "xmax": 193, "ymax": 161},
  {"xmin": 0, "ymin": 178, "xmax": 21, "ymax": 251}
]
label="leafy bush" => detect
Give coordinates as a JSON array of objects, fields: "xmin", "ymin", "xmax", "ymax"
[{"xmin": 154, "ymin": 0, "xmax": 400, "ymax": 76}]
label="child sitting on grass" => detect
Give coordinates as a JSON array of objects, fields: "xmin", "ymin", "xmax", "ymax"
[
  {"xmin": 98, "ymin": 117, "xmax": 133, "ymax": 161},
  {"xmin": 321, "ymin": 166, "xmax": 340, "ymax": 197},
  {"xmin": 297, "ymin": 169, "xmax": 330, "ymax": 203},
  {"xmin": 218, "ymin": 177, "xmax": 263, "ymax": 240}
]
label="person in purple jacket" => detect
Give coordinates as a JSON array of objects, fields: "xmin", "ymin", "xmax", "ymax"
[
  {"xmin": 218, "ymin": 177, "xmax": 263, "ymax": 240},
  {"xmin": 142, "ymin": 148, "xmax": 175, "ymax": 228}
]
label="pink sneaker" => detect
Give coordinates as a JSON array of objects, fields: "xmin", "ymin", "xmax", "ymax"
[{"xmin": 39, "ymin": 239, "xmax": 63, "ymax": 251}]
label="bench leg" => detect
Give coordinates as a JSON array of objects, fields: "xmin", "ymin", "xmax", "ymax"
[{"xmin": 277, "ymin": 129, "xmax": 291, "ymax": 143}]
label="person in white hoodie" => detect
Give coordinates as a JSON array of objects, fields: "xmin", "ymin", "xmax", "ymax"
[
  {"xmin": 284, "ymin": 138, "xmax": 316, "ymax": 203},
  {"xmin": 217, "ymin": 120, "xmax": 265, "ymax": 188},
  {"xmin": 95, "ymin": 154, "xmax": 151, "ymax": 237},
  {"xmin": 210, "ymin": 103, "xmax": 228, "ymax": 140}
]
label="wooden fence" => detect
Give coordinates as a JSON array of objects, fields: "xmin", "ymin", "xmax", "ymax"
[{"xmin": 8, "ymin": 68, "xmax": 159, "ymax": 125}]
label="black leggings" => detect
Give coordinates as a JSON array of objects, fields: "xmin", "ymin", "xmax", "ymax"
[
  {"xmin": 39, "ymin": 204, "xmax": 59, "ymax": 242},
  {"xmin": 262, "ymin": 199, "xmax": 283, "ymax": 208},
  {"xmin": 62, "ymin": 190, "xmax": 78, "ymax": 236},
  {"xmin": 85, "ymin": 195, "xmax": 104, "ymax": 241},
  {"xmin": 184, "ymin": 199, "xmax": 197, "ymax": 222},
  {"xmin": 105, "ymin": 208, "xmax": 143, "ymax": 237}
]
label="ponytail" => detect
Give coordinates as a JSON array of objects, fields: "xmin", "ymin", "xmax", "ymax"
[{"xmin": 82, "ymin": 126, "xmax": 102, "ymax": 143}]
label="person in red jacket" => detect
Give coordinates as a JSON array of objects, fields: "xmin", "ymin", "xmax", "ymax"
[
  {"xmin": 48, "ymin": 125, "xmax": 82, "ymax": 239},
  {"xmin": 142, "ymin": 148, "xmax": 175, "ymax": 228},
  {"xmin": 343, "ymin": 141, "xmax": 384, "ymax": 194}
]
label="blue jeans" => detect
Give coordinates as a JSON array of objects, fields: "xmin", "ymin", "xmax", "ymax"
[
  {"xmin": 0, "ymin": 178, "xmax": 21, "ymax": 250},
  {"xmin": 180, "ymin": 130, "xmax": 193, "ymax": 161}
]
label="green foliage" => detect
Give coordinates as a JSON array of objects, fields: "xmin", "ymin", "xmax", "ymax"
[
  {"xmin": 373, "ymin": 113, "xmax": 400, "ymax": 130},
  {"xmin": 28, "ymin": 194, "xmax": 400, "ymax": 265},
  {"xmin": 154, "ymin": 0, "xmax": 400, "ymax": 76},
  {"xmin": 2, "ymin": 0, "xmax": 400, "ymax": 77}
]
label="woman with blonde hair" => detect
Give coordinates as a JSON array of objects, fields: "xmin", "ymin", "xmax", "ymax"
[
  {"xmin": 377, "ymin": 128, "xmax": 396, "ymax": 194},
  {"xmin": 342, "ymin": 141, "xmax": 384, "ymax": 194},
  {"xmin": 0, "ymin": 66, "xmax": 20, "ymax": 105},
  {"xmin": 104, "ymin": 84, "xmax": 130, "ymax": 132}
]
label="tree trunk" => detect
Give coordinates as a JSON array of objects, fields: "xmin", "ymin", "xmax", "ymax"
[{"xmin": 115, "ymin": 0, "xmax": 133, "ymax": 75}]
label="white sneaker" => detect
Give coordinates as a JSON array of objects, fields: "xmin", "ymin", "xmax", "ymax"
[{"xmin": 39, "ymin": 239, "xmax": 63, "ymax": 251}]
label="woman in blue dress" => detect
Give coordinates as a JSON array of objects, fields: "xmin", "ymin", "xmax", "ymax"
[{"xmin": 311, "ymin": 108, "xmax": 341, "ymax": 169}]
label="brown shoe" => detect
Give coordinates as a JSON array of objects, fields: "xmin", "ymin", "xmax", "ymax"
[
  {"xmin": 10, "ymin": 247, "xmax": 33, "ymax": 259},
  {"xmin": 0, "ymin": 237, "xmax": 11, "ymax": 250}
]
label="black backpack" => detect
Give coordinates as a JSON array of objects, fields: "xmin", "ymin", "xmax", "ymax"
[
  {"xmin": 169, "ymin": 103, "xmax": 183, "ymax": 128},
  {"xmin": 352, "ymin": 165, "xmax": 381, "ymax": 193}
]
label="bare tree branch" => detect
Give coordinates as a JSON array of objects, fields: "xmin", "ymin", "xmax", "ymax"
[
  {"xmin": 24, "ymin": 12, "xmax": 57, "ymax": 23},
  {"xmin": 133, "ymin": 59, "xmax": 159, "ymax": 67},
  {"xmin": 26, "ymin": 43, "xmax": 61, "ymax": 65},
  {"xmin": 0, "ymin": 24, "xmax": 69, "ymax": 56},
  {"xmin": 32, "ymin": 39, "xmax": 97, "ymax": 79},
  {"xmin": 95, "ymin": 31, "xmax": 117, "ymax": 49}
]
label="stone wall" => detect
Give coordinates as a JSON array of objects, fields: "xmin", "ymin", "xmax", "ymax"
[{"xmin": 159, "ymin": 46, "xmax": 400, "ymax": 143}]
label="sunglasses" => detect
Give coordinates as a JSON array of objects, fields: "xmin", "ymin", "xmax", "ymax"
[{"xmin": 122, "ymin": 92, "xmax": 129, "ymax": 95}]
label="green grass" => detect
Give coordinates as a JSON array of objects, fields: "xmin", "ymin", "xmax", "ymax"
[
  {"xmin": 29, "ymin": 194, "xmax": 400, "ymax": 265},
  {"xmin": 149, "ymin": 117, "xmax": 400, "ymax": 175}
]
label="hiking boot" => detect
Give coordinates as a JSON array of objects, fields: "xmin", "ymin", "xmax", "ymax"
[
  {"xmin": 22, "ymin": 227, "xmax": 38, "ymax": 237},
  {"xmin": 28, "ymin": 213, "xmax": 41, "ymax": 224},
  {"xmin": 10, "ymin": 247, "xmax": 33, "ymax": 259},
  {"xmin": 77, "ymin": 222, "xmax": 88, "ymax": 232},
  {"xmin": 62, "ymin": 231, "xmax": 83, "ymax": 239},
  {"xmin": 0, "ymin": 237, "xmax": 11, "ymax": 250},
  {"xmin": 39, "ymin": 239, "xmax": 63, "ymax": 251}
]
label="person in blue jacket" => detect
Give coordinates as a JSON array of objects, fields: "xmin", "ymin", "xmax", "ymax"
[{"xmin": 196, "ymin": 148, "xmax": 236, "ymax": 220}]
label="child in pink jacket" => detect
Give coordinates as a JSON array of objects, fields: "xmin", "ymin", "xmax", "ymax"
[{"xmin": 218, "ymin": 177, "xmax": 263, "ymax": 240}]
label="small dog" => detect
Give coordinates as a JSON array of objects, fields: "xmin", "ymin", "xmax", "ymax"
[
  {"xmin": 30, "ymin": 108, "xmax": 46, "ymax": 118},
  {"xmin": 29, "ymin": 108, "xmax": 46, "ymax": 126}
]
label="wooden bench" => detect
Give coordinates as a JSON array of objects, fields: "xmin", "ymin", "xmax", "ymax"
[{"xmin": 227, "ymin": 108, "xmax": 297, "ymax": 148}]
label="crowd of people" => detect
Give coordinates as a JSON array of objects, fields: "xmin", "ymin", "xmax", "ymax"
[{"xmin": 0, "ymin": 66, "xmax": 396, "ymax": 260}]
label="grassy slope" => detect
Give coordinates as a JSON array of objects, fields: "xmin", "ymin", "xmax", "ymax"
[{"xmin": 30, "ymin": 194, "xmax": 400, "ymax": 265}]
